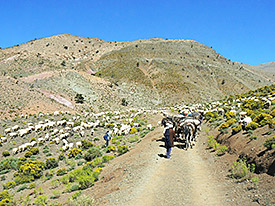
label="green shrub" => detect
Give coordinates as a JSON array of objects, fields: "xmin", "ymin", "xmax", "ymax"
[
  {"xmin": 245, "ymin": 122, "xmax": 259, "ymax": 130},
  {"xmin": 15, "ymin": 160, "xmax": 45, "ymax": 185},
  {"xmin": 230, "ymin": 159, "xmax": 254, "ymax": 180},
  {"xmin": 56, "ymin": 168, "xmax": 67, "ymax": 176},
  {"xmin": 34, "ymin": 195, "xmax": 48, "ymax": 206},
  {"xmin": 129, "ymin": 136, "xmax": 139, "ymax": 143},
  {"xmin": 0, "ymin": 157, "xmax": 18, "ymax": 173},
  {"xmin": 264, "ymin": 136, "xmax": 275, "ymax": 150},
  {"xmin": 50, "ymin": 190, "xmax": 61, "ymax": 199},
  {"xmin": 68, "ymin": 184, "xmax": 79, "ymax": 192},
  {"xmin": 29, "ymin": 182, "xmax": 36, "ymax": 189},
  {"xmin": 92, "ymin": 167, "xmax": 102, "ymax": 181},
  {"xmin": 140, "ymin": 130, "xmax": 150, "ymax": 138},
  {"xmin": 2, "ymin": 151, "xmax": 10, "ymax": 157},
  {"xmin": 24, "ymin": 151, "xmax": 33, "ymax": 158},
  {"xmin": 83, "ymin": 147, "xmax": 102, "ymax": 161},
  {"xmin": 225, "ymin": 112, "xmax": 236, "ymax": 119},
  {"xmin": 3, "ymin": 181, "xmax": 16, "ymax": 189},
  {"xmin": 45, "ymin": 157, "xmax": 58, "ymax": 169},
  {"xmin": 249, "ymin": 136, "xmax": 258, "ymax": 140},
  {"xmin": 58, "ymin": 153, "xmax": 66, "ymax": 161},
  {"xmin": 117, "ymin": 145, "xmax": 129, "ymax": 155},
  {"xmin": 16, "ymin": 184, "xmax": 28, "ymax": 192},
  {"xmin": 102, "ymin": 155, "xmax": 115, "ymax": 163},
  {"xmin": 253, "ymin": 113, "xmax": 274, "ymax": 127},
  {"xmin": 78, "ymin": 175, "xmax": 95, "ymax": 190},
  {"xmin": 106, "ymin": 145, "xmax": 115, "ymax": 153},
  {"xmin": 68, "ymin": 148, "xmax": 82, "ymax": 158},
  {"xmin": 68, "ymin": 195, "xmax": 95, "ymax": 206},
  {"xmin": 129, "ymin": 127, "xmax": 138, "ymax": 134},
  {"xmin": 0, "ymin": 190, "xmax": 12, "ymax": 205},
  {"xmin": 232, "ymin": 125, "xmax": 242, "ymax": 135},
  {"xmin": 29, "ymin": 147, "xmax": 39, "ymax": 155},
  {"xmin": 204, "ymin": 112, "xmax": 218, "ymax": 121},
  {"xmin": 218, "ymin": 118, "xmax": 236, "ymax": 131},
  {"xmin": 216, "ymin": 145, "xmax": 228, "ymax": 156},
  {"xmin": 81, "ymin": 140, "xmax": 94, "ymax": 149},
  {"xmin": 71, "ymin": 191, "xmax": 82, "ymax": 200},
  {"xmin": 207, "ymin": 136, "xmax": 216, "ymax": 149},
  {"xmin": 270, "ymin": 109, "xmax": 275, "ymax": 117}
]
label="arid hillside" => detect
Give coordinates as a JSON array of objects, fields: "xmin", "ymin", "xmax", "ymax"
[{"xmin": 0, "ymin": 34, "xmax": 273, "ymax": 118}]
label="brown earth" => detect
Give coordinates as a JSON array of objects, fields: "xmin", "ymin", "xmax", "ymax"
[{"xmin": 77, "ymin": 117, "xmax": 274, "ymax": 206}]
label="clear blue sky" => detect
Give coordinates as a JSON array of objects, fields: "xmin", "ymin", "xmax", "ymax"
[{"xmin": 0, "ymin": 0, "xmax": 274, "ymax": 65}]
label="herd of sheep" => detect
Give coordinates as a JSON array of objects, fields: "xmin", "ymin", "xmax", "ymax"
[{"xmin": 0, "ymin": 109, "xmax": 155, "ymax": 156}]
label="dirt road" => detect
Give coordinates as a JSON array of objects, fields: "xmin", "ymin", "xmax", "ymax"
[{"xmin": 86, "ymin": 119, "xmax": 257, "ymax": 206}]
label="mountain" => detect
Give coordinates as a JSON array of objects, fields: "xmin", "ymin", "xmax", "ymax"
[
  {"xmin": 0, "ymin": 33, "xmax": 273, "ymax": 118},
  {"xmin": 255, "ymin": 61, "xmax": 275, "ymax": 73}
]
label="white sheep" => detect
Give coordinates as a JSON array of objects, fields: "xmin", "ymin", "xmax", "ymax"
[
  {"xmin": 18, "ymin": 129, "xmax": 30, "ymax": 137},
  {"xmin": 38, "ymin": 137, "xmax": 45, "ymax": 144},
  {"xmin": 44, "ymin": 133, "xmax": 50, "ymax": 141},
  {"xmin": 12, "ymin": 125, "xmax": 20, "ymax": 131},
  {"xmin": 30, "ymin": 141, "xmax": 37, "ymax": 147},
  {"xmin": 76, "ymin": 141, "xmax": 82, "ymax": 148},
  {"xmin": 35, "ymin": 124, "xmax": 44, "ymax": 131},
  {"xmin": 62, "ymin": 144, "xmax": 69, "ymax": 151},
  {"xmin": 147, "ymin": 124, "xmax": 152, "ymax": 130},
  {"xmin": 9, "ymin": 132, "xmax": 18, "ymax": 138},
  {"xmin": 0, "ymin": 136, "xmax": 7, "ymax": 143},
  {"xmin": 60, "ymin": 133, "xmax": 69, "ymax": 139},
  {"xmin": 4, "ymin": 128, "xmax": 11, "ymax": 133},
  {"xmin": 12, "ymin": 148, "xmax": 18, "ymax": 155},
  {"xmin": 68, "ymin": 142, "xmax": 74, "ymax": 150},
  {"xmin": 79, "ymin": 131, "xmax": 85, "ymax": 137},
  {"xmin": 52, "ymin": 137, "xmax": 60, "ymax": 144},
  {"xmin": 62, "ymin": 139, "xmax": 68, "ymax": 145}
]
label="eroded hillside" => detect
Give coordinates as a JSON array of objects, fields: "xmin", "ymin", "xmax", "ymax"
[{"xmin": 0, "ymin": 34, "xmax": 273, "ymax": 118}]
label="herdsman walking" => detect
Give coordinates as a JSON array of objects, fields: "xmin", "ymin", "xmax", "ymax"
[{"xmin": 163, "ymin": 123, "xmax": 176, "ymax": 158}]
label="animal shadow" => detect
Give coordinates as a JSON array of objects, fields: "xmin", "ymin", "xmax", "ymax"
[{"xmin": 158, "ymin": 154, "xmax": 167, "ymax": 158}]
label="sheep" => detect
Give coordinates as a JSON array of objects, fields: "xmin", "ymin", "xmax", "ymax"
[
  {"xmin": 133, "ymin": 123, "xmax": 140, "ymax": 127},
  {"xmin": 51, "ymin": 129, "xmax": 59, "ymax": 136},
  {"xmin": 147, "ymin": 124, "xmax": 152, "ymax": 130},
  {"xmin": 62, "ymin": 139, "xmax": 68, "ymax": 145},
  {"xmin": 57, "ymin": 120, "xmax": 66, "ymax": 126},
  {"xmin": 76, "ymin": 141, "xmax": 82, "ymax": 148},
  {"xmin": 18, "ymin": 129, "xmax": 30, "ymax": 137},
  {"xmin": 52, "ymin": 137, "xmax": 60, "ymax": 144},
  {"xmin": 64, "ymin": 126, "xmax": 71, "ymax": 131},
  {"xmin": 68, "ymin": 142, "xmax": 74, "ymax": 150},
  {"xmin": 79, "ymin": 131, "xmax": 85, "ymax": 137},
  {"xmin": 60, "ymin": 133, "xmax": 70, "ymax": 139},
  {"xmin": 38, "ymin": 137, "xmax": 45, "ymax": 144},
  {"xmin": 62, "ymin": 144, "xmax": 69, "ymax": 151},
  {"xmin": 35, "ymin": 124, "xmax": 44, "ymax": 131},
  {"xmin": 239, "ymin": 116, "xmax": 252, "ymax": 128},
  {"xmin": 54, "ymin": 111, "xmax": 60, "ymax": 115},
  {"xmin": 12, "ymin": 125, "xmax": 20, "ymax": 131},
  {"xmin": 66, "ymin": 121, "xmax": 74, "ymax": 127},
  {"xmin": 90, "ymin": 128, "xmax": 95, "ymax": 136},
  {"xmin": 9, "ymin": 132, "xmax": 18, "ymax": 138},
  {"xmin": 4, "ymin": 128, "xmax": 12, "ymax": 134},
  {"xmin": 30, "ymin": 141, "xmax": 37, "ymax": 147},
  {"xmin": 12, "ymin": 148, "xmax": 18, "ymax": 155},
  {"xmin": 44, "ymin": 133, "xmax": 50, "ymax": 141},
  {"xmin": 0, "ymin": 136, "xmax": 7, "ymax": 143},
  {"xmin": 59, "ymin": 129, "xmax": 65, "ymax": 134}
]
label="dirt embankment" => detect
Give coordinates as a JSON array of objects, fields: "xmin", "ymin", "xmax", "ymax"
[{"xmin": 83, "ymin": 120, "xmax": 274, "ymax": 206}]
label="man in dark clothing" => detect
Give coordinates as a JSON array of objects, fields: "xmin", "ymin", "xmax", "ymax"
[{"xmin": 163, "ymin": 124, "xmax": 176, "ymax": 158}]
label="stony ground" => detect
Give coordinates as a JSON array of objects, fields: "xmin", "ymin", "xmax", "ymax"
[{"xmin": 83, "ymin": 117, "xmax": 274, "ymax": 206}]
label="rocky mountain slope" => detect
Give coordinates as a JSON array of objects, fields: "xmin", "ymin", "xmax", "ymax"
[
  {"xmin": 255, "ymin": 61, "xmax": 275, "ymax": 73},
  {"xmin": 0, "ymin": 33, "xmax": 273, "ymax": 118}
]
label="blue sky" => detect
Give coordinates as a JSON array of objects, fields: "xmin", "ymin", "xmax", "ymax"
[{"xmin": 0, "ymin": 0, "xmax": 274, "ymax": 66}]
